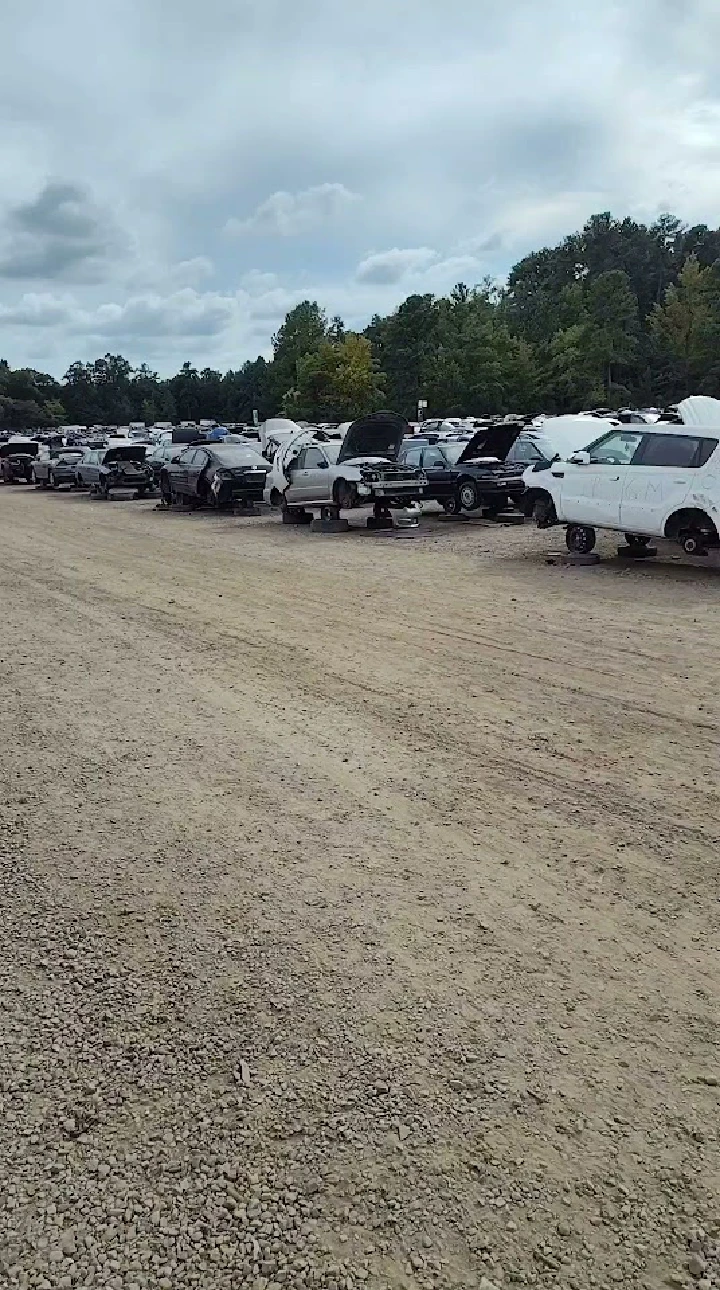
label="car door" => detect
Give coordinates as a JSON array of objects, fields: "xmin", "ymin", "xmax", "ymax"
[
  {"xmin": 187, "ymin": 449, "xmax": 211, "ymax": 496},
  {"xmin": 300, "ymin": 446, "xmax": 333, "ymax": 502},
  {"xmin": 558, "ymin": 429, "xmax": 644, "ymax": 527},
  {"xmin": 619, "ymin": 432, "xmax": 714, "ymax": 536},
  {"xmin": 285, "ymin": 448, "xmax": 313, "ymax": 502},
  {"xmin": 421, "ymin": 445, "xmax": 455, "ymax": 498},
  {"xmin": 169, "ymin": 449, "xmax": 195, "ymax": 496},
  {"xmin": 84, "ymin": 450, "xmax": 100, "ymax": 485}
]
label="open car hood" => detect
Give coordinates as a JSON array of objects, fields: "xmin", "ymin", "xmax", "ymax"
[
  {"xmin": 104, "ymin": 445, "xmax": 148, "ymax": 464},
  {"xmin": 0, "ymin": 440, "xmax": 39, "ymax": 457},
  {"xmin": 456, "ymin": 425, "xmax": 522, "ymax": 464},
  {"xmin": 677, "ymin": 395, "xmax": 720, "ymax": 429},
  {"xmin": 338, "ymin": 411, "xmax": 409, "ymax": 464}
]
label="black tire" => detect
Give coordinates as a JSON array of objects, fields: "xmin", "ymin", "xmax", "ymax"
[
  {"xmin": 566, "ymin": 524, "xmax": 596, "ymax": 555},
  {"xmin": 533, "ymin": 495, "xmax": 555, "ymax": 527},
  {"xmin": 442, "ymin": 493, "xmax": 463, "ymax": 516},
  {"xmin": 333, "ymin": 480, "xmax": 356, "ymax": 510},
  {"xmin": 458, "ymin": 478, "xmax": 479, "ymax": 511},
  {"xmin": 624, "ymin": 533, "xmax": 650, "ymax": 548}
]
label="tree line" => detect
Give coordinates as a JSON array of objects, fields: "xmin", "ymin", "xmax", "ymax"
[{"xmin": 3, "ymin": 211, "xmax": 720, "ymax": 431}]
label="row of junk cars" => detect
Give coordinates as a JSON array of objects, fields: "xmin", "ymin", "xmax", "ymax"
[{"xmin": 3, "ymin": 397, "xmax": 720, "ymax": 556}]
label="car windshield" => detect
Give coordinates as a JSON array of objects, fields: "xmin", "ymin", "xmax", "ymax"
[
  {"xmin": 211, "ymin": 446, "xmax": 266, "ymax": 466},
  {"xmin": 443, "ymin": 443, "xmax": 498, "ymax": 464},
  {"xmin": 56, "ymin": 452, "xmax": 83, "ymax": 462}
]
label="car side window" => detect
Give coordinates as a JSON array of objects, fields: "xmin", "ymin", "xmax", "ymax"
[
  {"xmin": 636, "ymin": 434, "xmax": 703, "ymax": 468},
  {"xmin": 303, "ymin": 447, "xmax": 327, "ymax": 469},
  {"xmin": 507, "ymin": 439, "xmax": 541, "ymax": 463},
  {"xmin": 587, "ymin": 431, "xmax": 644, "ymax": 465},
  {"xmin": 403, "ymin": 446, "xmax": 423, "ymax": 467},
  {"xmin": 422, "ymin": 447, "xmax": 448, "ymax": 468}
]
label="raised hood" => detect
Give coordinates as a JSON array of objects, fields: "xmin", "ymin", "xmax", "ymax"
[
  {"xmin": 677, "ymin": 395, "xmax": 720, "ymax": 429},
  {"xmin": 456, "ymin": 425, "xmax": 522, "ymax": 464},
  {"xmin": 338, "ymin": 411, "xmax": 409, "ymax": 463},
  {"xmin": 0, "ymin": 440, "xmax": 39, "ymax": 458},
  {"xmin": 104, "ymin": 444, "xmax": 148, "ymax": 464}
]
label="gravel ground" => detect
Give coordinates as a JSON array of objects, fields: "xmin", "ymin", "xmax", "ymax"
[{"xmin": 0, "ymin": 489, "xmax": 718, "ymax": 1290}]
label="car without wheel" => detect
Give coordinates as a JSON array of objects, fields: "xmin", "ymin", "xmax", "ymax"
[
  {"xmin": 399, "ymin": 425, "xmax": 527, "ymax": 515},
  {"xmin": 33, "ymin": 447, "xmax": 85, "ymax": 489},
  {"xmin": 160, "ymin": 442, "xmax": 269, "ymax": 509},
  {"xmin": 75, "ymin": 444, "xmax": 155, "ymax": 499},
  {"xmin": 266, "ymin": 411, "xmax": 426, "ymax": 525},
  {"xmin": 522, "ymin": 420, "xmax": 720, "ymax": 556},
  {"xmin": 0, "ymin": 439, "xmax": 40, "ymax": 484}
]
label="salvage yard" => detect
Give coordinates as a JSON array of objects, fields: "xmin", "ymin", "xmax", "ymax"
[{"xmin": 0, "ymin": 491, "xmax": 718, "ymax": 1290}]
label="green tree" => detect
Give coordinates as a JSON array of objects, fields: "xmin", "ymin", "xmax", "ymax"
[
  {"xmin": 583, "ymin": 270, "xmax": 640, "ymax": 401},
  {"xmin": 269, "ymin": 301, "xmax": 328, "ymax": 411},
  {"xmin": 650, "ymin": 256, "xmax": 716, "ymax": 397},
  {"xmin": 285, "ymin": 334, "xmax": 384, "ymax": 421},
  {"xmin": 365, "ymin": 294, "xmax": 440, "ymax": 418}
]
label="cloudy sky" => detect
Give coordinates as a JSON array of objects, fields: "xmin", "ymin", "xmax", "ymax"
[{"xmin": 1, "ymin": 0, "xmax": 719, "ymax": 376}]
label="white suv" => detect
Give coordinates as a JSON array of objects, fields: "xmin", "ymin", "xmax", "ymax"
[{"xmin": 523, "ymin": 422, "xmax": 720, "ymax": 555}]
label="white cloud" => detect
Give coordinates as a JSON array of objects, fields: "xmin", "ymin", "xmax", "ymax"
[{"xmin": 224, "ymin": 183, "xmax": 358, "ymax": 237}]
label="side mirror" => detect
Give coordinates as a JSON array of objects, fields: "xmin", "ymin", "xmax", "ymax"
[
  {"xmin": 317, "ymin": 459, "xmax": 329, "ymax": 469},
  {"xmin": 569, "ymin": 451, "xmax": 591, "ymax": 465}
]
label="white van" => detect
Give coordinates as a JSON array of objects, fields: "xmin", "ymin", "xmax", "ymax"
[{"xmin": 523, "ymin": 419, "xmax": 720, "ymax": 555}]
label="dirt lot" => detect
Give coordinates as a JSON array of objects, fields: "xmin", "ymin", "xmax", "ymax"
[{"xmin": 0, "ymin": 489, "xmax": 718, "ymax": 1290}]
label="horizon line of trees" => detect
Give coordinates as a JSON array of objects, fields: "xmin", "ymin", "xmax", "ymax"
[{"xmin": 3, "ymin": 210, "xmax": 720, "ymax": 432}]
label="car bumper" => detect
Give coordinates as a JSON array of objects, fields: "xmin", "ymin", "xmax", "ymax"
[
  {"xmin": 215, "ymin": 479, "xmax": 266, "ymax": 505},
  {"xmin": 104, "ymin": 473, "xmax": 153, "ymax": 488},
  {"xmin": 369, "ymin": 482, "xmax": 425, "ymax": 498}
]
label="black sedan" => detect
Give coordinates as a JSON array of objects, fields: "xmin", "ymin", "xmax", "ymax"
[
  {"xmin": 160, "ymin": 442, "xmax": 269, "ymax": 509},
  {"xmin": 399, "ymin": 426, "xmax": 527, "ymax": 515},
  {"xmin": 0, "ymin": 440, "xmax": 40, "ymax": 483}
]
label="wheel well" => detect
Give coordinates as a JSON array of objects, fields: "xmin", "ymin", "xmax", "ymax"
[
  {"xmin": 664, "ymin": 508, "xmax": 718, "ymax": 541},
  {"xmin": 333, "ymin": 477, "xmax": 355, "ymax": 502},
  {"xmin": 522, "ymin": 487, "xmax": 554, "ymax": 518}
]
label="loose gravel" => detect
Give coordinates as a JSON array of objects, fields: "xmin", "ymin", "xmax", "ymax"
[{"xmin": 0, "ymin": 491, "xmax": 718, "ymax": 1289}]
